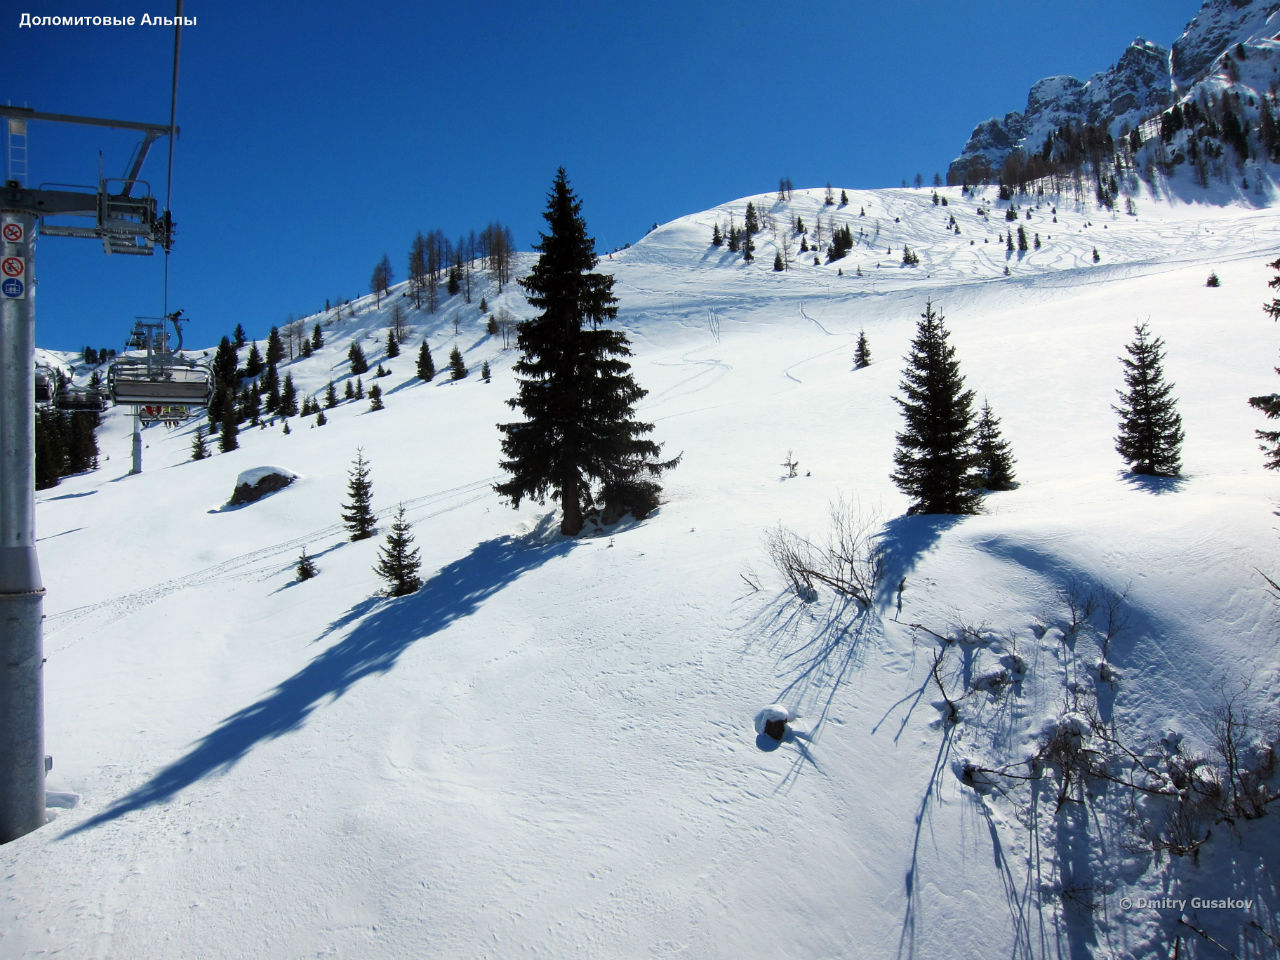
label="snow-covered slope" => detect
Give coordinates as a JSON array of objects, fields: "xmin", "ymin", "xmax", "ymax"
[{"xmin": 4, "ymin": 184, "xmax": 1279, "ymax": 959}]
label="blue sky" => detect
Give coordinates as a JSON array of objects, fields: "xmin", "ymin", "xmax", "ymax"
[{"xmin": 7, "ymin": 0, "xmax": 1200, "ymax": 352}]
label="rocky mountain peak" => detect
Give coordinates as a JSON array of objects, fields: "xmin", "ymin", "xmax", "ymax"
[
  {"xmin": 1172, "ymin": 0, "xmax": 1280, "ymax": 91},
  {"xmin": 947, "ymin": 0, "xmax": 1280, "ymax": 185}
]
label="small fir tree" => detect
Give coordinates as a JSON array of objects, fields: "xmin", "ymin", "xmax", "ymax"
[
  {"xmin": 369, "ymin": 383, "xmax": 384, "ymax": 411},
  {"xmin": 354, "ymin": 378, "xmax": 364, "ymax": 399},
  {"xmin": 972, "ymin": 399, "xmax": 1017, "ymax": 490},
  {"xmin": 348, "ymin": 341, "xmax": 368, "ymax": 375},
  {"xmin": 481, "ymin": 360, "xmax": 492, "ymax": 382},
  {"xmin": 325, "ymin": 381, "xmax": 338, "ymax": 408},
  {"xmin": 853, "ymin": 330, "xmax": 872, "ymax": 369},
  {"xmin": 316, "ymin": 409, "xmax": 327, "ymax": 427},
  {"xmin": 373, "ymin": 503, "xmax": 422, "ymax": 597},
  {"xmin": 344, "ymin": 380, "xmax": 355, "ymax": 400},
  {"xmin": 296, "ymin": 547, "xmax": 317, "ymax": 581},
  {"xmin": 341, "ymin": 448, "xmax": 376, "ymax": 541},
  {"xmin": 417, "ymin": 341, "xmax": 436, "ymax": 381},
  {"xmin": 386, "ymin": 330, "xmax": 400, "ymax": 358},
  {"xmin": 312, "ymin": 324, "xmax": 324, "ymax": 350},
  {"xmin": 449, "ymin": 345, "xmax": 467, "ymax": 380},
  {"xmin": 890, "ymin": 300, "xmax": 980, "ymax": 514},
  {"xmin": 1113, "ymin": 322, "xmax": 1185, "ymax": 476},
  {"xmin": 190, "ymin": 426, "xmax": 209, "ymax": 461}
]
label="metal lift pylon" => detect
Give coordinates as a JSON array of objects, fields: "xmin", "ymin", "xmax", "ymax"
[{"xmin": 0, "ymin": 102, "xmax": 176, "ymax": 844}]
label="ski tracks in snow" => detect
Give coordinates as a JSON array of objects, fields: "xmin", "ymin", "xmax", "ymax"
[
  {"xmin": 43, "ymin": 476, "xmax": 500, "ymax": 650},
  {"xmin": 645, "ymin": 349, "xmax": 733, "ymax": 412}
]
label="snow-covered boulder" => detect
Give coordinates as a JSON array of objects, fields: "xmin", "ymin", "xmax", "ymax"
[
  {"xmin": 229, "ymin": 466, "xmax": 298, "ymax": 506},
  {"xmin": 753, "ymin": 704, "xmax": 795, "ymax": 741}
]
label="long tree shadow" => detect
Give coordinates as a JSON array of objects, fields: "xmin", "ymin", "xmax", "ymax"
[
  {"xmin": 897, "ymin": 722, "xmax": 959, "ymax": 960},
  {"xmin": 63, "ymin": 514, "xmax": 573, "ymax": 836},
  {"xmin": 876, "ymin": 513, "xmax": 963, "ymax": 611}
]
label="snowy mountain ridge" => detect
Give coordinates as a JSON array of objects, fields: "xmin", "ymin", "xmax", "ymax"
[
  {"xmin": 9, "ymin": 180, "xmax": 1280, "ymax": 959},
  {"xmin": 948, "ymin": 0, "xmax": 1280, "ymax": 184}
]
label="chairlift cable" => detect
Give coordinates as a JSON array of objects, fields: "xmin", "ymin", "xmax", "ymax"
[{"xmin": 162, "ymin": 1, "xmax": 182, "ymax": 323}]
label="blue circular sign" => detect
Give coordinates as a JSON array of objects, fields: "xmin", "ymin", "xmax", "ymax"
[{"xmin": 1, "ymin": 277, "xmax": 24, "ymax": 298}]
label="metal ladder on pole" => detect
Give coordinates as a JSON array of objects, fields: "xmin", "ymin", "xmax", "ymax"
[{"xmin": 6, "ymin": 114, "xmax": 28, "ymax": 183}]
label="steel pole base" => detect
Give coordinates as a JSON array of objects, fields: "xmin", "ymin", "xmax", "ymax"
[{"xmin": 0, "ymin": 547, "xmax": 46, "ymax": 844}]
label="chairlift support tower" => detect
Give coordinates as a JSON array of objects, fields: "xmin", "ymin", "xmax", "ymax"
[
  {"xmin": 0, "ymin": 105, "xmax": 175, "ymax": 844},
  {"xmin": 112, "ymin": 311, "xmax": 211, "ymax": 474}
]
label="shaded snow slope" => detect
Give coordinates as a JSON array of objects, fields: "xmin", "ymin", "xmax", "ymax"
[{"xmin": 5, "ymin": 185, "xmax": 1280, "ymax": 959}]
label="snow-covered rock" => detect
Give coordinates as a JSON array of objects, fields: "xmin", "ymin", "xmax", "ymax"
[
  {"xmin": 753, "ymin": 703, "xmax": 795, "ymax": 740},
  {"xmin": 229, "ymin": 466, "xmax": 298, "ymax": 505}
]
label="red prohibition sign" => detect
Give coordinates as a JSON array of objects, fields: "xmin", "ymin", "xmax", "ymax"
[
  {"xmin": 2, "ymin": 224, "xmax": 22, "ymax": 243},
  {"xmin": 2, "ymin": 257, "xmax": 24, "ymax": 278}
]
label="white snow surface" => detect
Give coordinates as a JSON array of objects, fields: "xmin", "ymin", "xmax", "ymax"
[{"xmin": 5, "ymin": 184, "xmax": 1280, "ymax": 959}]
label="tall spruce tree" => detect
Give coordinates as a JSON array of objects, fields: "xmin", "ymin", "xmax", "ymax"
[
  {"xmin": 417, "ymin": 340, "xmax": 436, "ymax": 381},
  {"xmin": 1250, "ymin": 256, "xmax": 1280, "ymax": 468},
  {"xmin": 34, "ymin": 408, "xmax": 67, "ymax": 489},
  {"xmin": 496, "ymin": 168, "xmax": 679, "ymax": 536},
  {"xmin": 242, "ymin": 342, "xmax": 265, "ymax": 379},
  {"xmin": 279, "ymin": 373, "xmax": 299, "ymax": 417},
  {"xmin": 373, "ymin": 503, "xmax": 422, "ymax": 597},
  {"xmin": 1113, "ymin": 322, "xmax": 1184, "ymax": 476},
  {"xmin": 890, "ymin": 300, "xmax": 980, "ymax": 514},
  {"xmin": 972, "ymin": 399, "xmax": 1017, "ymax": 490},
  {"xmin": 341, "ymin": 448, "xmax": 376, "ymax": 541},
  {"xmin": 265, "ymin": 326, "xmax": 286, "ymax": 366},
  {"xmin": 853, "ymin": 329, "xmax": 872, "ymax": 369},
  {"xmin": 449, "ymin": 345, "xmax": 468, "ymax": 380},
  {"xmin": 218, "ymin": 388, "xmax": 239, "ymax": 452}
]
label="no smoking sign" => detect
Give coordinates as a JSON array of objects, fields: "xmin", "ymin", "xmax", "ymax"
[{"xmin": 2, "ymin": 222, "xmax": 23, "ymax": 244}]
